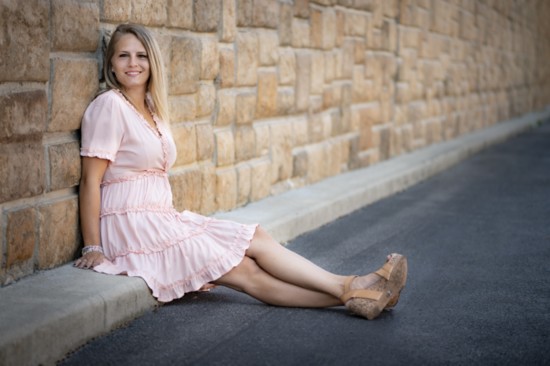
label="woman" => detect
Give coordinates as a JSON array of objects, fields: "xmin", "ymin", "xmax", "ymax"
[{"xmin": 74, "ymin": 23, "xmax": 407, "ymax": 320}]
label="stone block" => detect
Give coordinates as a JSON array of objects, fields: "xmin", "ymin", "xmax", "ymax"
[
  {"xmin": 383, "ymin": 0, "xmax": 398, "ymax": 18},
  {"xmin": 196, "ymin": 123, "xmax": 214, "ymax": 161},
  {"xmin": 381, "ymin": 19, "xmax": 397, "ymax": 52},
  {"xmin": 344, "ymin": 11, "xmax": 366, "ymax": 37},
  {"xmin": 311, "ymin": 7, "xmax": 336, "ymax": 50},
  {"xmin": 258, "ymin": 30, "xmax": 280, "ymax": 66},
  {"xmin": 270, "ymin": 122, "xmax": 293, "ymax": 183},
  {"xmin": 216, "ymin": 167, "xmax": 237, "ymax": 211},
  {"xmin": 291, "ymin": 18, "xmax": 311, "ymax": 48},
  {"xmin": 218, "ymin": 46, "xmax": 235, "ymax": 88},
  {"xmin": 278, "ymin": 50, "xmax": 296, "ymax": 86},
  {"xmin": 103, "ymin": 0, "xmax": 132, "ymax": 21},
  {"xmin": 341, "ymin": 40, "xmax": 354, "ymax": 79},
  {"xmin": 236, "ymin": 31, "xmax": 259, "ymax": 86},
  {"xmin": 305, "ymin": 144, "xmax": 325, "ymax": 183},
  {"xmin": 214, "ymin": 90, "xmax": 236, "ymax": 126},
  {"xmin": 197, "ymin": 83, "xmax": 216, "ymax": 117},
  {"xmin": 399, "ymin": 0, "xmax": 417, "ymax": 27},
  {"xmin": 277, "ymin": 88, "xmax": 296, "ymax": 116},
  {"xmin": 130, "ymin": 0, "xmax": 167, "ymax": 26},
  {"xmin": 220, "ymin": 0, "xmax": 236, "ymax": 42},
  {"xmin": 256, "ymin": 71, "xmax": 278, "ymax": 119},
  {"xmin": 352, "ymin": 65, "xmax": 368, "ymax": 103},
  {"xmin": 0, "ymin": 90, "xmax": 47, "ymax": 140},
  {"xmin": 0, "ymin": 140, "xmax": 45, "ymax": 203},
  {"xmin": 200, "ymin": 37, "xmax": 219, "ymax": 80},
  {"xmin": 353, "ymin": 107, "xmax": 373, "ymax": 150},
  {"xmin": 312, "ymin": 0, "xmax": 335, "ymax": 4},
  {"xmin": 237, "ymin": 0, "xmax": 253, "ymax": 26},
  {"xmin": 250, "ymin": 158, "xmax": 271, "ymax": 201},
  {"xmin": 49, "ymin": 141, "xmax": 81, "ymax": 191},
  {"xmin": 354, "ymin": 39, "xmax": 366, "ymax": 64},
  {"xmin": 292, "ymin": 149, "xmax": 308, "ymax": 178},
  {"xmin": 0, "ymin": 0, "xmax": 49, "ymax": 82},
  {"xmin": 195, "ymin": 0, "xmax": 221, "ymax": 32},
  {"xmin": 236, "ymin": 92, "xmax": 257, "ymax": 125},
  {"xmin": 335, "ymin": 9, "xmax": 345, "ymax": 47},
  {"xmin": 6, "ymin": 207, "xmax": 37, "ymax": 268},
  {"xmin": 235, "ymin": 126, "xmax": 256, "ymax": 161},
  {"xmin": 38, "ymin": 197, "xmax": 79, "ymax": 269},
  {"xmin": 310, "ymin": 52, "xmax": 325, "ymax": 95},
  {"xmin": 214, "ymin": 129, "xmax": 235, "ymax": 166},
  {"xmin": 295, "ymin": 52, "xmax": 311, "ymax": 112},
  {"xmin": 169, "ymin": 95, "xmax": 197, "ymax": 123},
  {"xmin": 170, "ymin": 168, "xmax": 202, "ymax": 212},
  {"xmin": 294, "ymin": 0, "xmax": 309, "ymax": 18},
  {"xmin": 200, "ymin": 163, "xmax": 216, "ymax": 214},
  {"xmin": 307, "ymin": 113, "xmax": 324, "ymax": 144},
  {"xmin": 52, "ymin": 0, "xmax": 99, "ymax": 52},
  {"xmin": 253, "ymin": 0, "xmax": 279, "ymax": 28},
  {"xmin": 278, "ymin": 2, "xmax": 293, "ymax": 46},
  {"xmin": 167, "ymin": 0, "xmax": 194, "ymax": 28},
  {"xmin": 291, "ymin": 116, "xmax": 309, "ymax": 147},
  {"xmin": 254, "ymin": 124, "xmax": 270, "ymax": 157},
  {"xmin": 324, "ymin": 52, "xmax": 337, "ymax": 83},
  {"xmin": 171, "ymin": 123, "xmax": 197, "ymax": 167},
  {"xmin": 50, "ymin": 58, "xmax": 99, "ymax": 132},
  {"xmin": 236, "ymin": 163, "xmax": 252, "ymax": 206},
  {"xmin": 399, "ymin": 25, "xmax": 421, "ymax": 49},
  {"xmin": 170, "ymin": 36, "xmax": 201, "ymax": 95}
]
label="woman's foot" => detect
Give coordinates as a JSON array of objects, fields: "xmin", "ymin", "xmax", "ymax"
[{"xmin": 340, "ymin": 254, "xmax": 408, "ymax": 320}]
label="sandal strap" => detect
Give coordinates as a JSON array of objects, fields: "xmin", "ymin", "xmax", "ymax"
[
  {"xmin": 375, "ymin": 261, "xmax": 393, "ymax": 280},
  {"xmin": 340, "ymin": 289, "xmax": 383, "ymax": 303},
  {"xmin": 343, "ymin": 276, "xmax": 357, "ymax": 294}
]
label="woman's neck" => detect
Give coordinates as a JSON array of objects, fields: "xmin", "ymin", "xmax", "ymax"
[{"xmin": 121, "ymin": 87, "xmax": 147, "ymax": 111}]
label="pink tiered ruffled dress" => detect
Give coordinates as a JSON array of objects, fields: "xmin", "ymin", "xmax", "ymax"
[{"xmin": 80, "ymin": 89, "xmax": 257, "ymax": 302}]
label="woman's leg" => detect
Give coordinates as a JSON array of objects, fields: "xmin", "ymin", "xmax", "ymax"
[
  {"xmin": 244, "ymin": 227, "xmax": 350, "ymax": 299},
  {"xmin": 214, "ymin": 257, "xmax": 342, "ymax": 307}
]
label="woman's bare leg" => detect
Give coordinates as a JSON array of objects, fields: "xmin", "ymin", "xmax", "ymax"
[
  {"xmin": 244, "ymin": 227, "xmax": 349, "ymax": 299},
  {"xmin": 214, "ymin": 257, "xmax": 342, "ymax": 307}
]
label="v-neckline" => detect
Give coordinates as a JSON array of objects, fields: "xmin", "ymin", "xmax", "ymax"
[{"xmin": 114, "ymin": 89, "xmax": 163, "ymax": 138}]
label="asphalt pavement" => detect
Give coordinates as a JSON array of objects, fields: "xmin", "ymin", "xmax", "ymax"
[{"xmin": 58, "ymin": 122, "xmax": 550, "ymax": 365}]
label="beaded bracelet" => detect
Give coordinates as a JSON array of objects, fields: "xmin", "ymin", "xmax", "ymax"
[{"xmin": 82, "ymin": 245, "xmax": 104, "ymax": 256}]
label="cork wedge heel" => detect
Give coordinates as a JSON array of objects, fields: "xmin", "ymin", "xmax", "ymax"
[{"xmin": 340, "ymin": 254, "xmax": 408, "ymax": 320}]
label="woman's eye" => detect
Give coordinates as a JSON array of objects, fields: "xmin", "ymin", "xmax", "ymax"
[{"xmin": 139, "ymin": 54, "xmax": 148, "ymax": 59}]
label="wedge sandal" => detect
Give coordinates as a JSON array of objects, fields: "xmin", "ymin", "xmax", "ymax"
[{"xmin": 340, "ymin": 253, "xmax": 408, "ymax": 320}]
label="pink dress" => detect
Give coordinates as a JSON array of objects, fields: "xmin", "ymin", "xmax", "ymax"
[{"xmin": 80, "ymin": 89, "xmax": 257, "ymax": 302}]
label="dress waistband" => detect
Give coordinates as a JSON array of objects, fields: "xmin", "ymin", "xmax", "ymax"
[{"xmin": 101, "ymin": 170, "xmax": 168, "ymax": 187}]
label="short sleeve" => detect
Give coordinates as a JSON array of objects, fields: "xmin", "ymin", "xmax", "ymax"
[{"xmin": 80, "ymin": 91, "xmax": 125, "ymax": 162}]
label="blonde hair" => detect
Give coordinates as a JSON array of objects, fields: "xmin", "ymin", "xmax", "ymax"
[{"xmin": 104, "ymin": 24, "xmax": 169, "ymax": 123}]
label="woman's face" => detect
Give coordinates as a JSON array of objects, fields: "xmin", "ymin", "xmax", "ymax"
[{"xmin": 111, "ymin": 33, "xmax": 150, "ymax": 92}]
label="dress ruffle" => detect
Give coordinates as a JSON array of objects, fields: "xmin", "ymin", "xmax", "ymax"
[
  {"xmin": 95, "ymin": 211, "xmax": 257, "ymax": 302},
  {"xmin": 93, "ymin": 174, "xmax": 258, "ymax": 303}
]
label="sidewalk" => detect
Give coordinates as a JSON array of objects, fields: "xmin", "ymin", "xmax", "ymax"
[{"xmin": 1, "ymin": 107, "xmax": 549, "ymax": 366}]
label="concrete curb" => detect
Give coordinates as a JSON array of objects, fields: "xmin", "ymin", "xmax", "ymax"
[{"xmin": 1, "ymin": 107, "xmax": 549, "ymax": 366}]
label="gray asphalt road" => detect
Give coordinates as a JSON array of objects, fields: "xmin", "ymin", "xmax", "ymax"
[{"xmin": 60, "ymin": 123, "xmax": 550, "ymax": 366}]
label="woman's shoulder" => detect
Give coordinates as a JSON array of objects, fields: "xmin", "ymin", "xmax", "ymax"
[{"xmin": 89, "ymin": 89, "xmax": 123, "ymax": 107}]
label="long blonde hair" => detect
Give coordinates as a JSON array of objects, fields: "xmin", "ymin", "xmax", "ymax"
[{"xmin": 103, "ymin": 24, "xmax": 169, "ymax": 123}]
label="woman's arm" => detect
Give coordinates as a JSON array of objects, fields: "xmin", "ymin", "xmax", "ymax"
[{"xmin": 74, "ymin": 157, "xmax": 109, "ymax": 269}]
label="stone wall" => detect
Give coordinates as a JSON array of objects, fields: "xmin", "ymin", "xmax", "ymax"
[{"xmin": 1, "ymin": 0, "xmax": 550, "ymax": 285}]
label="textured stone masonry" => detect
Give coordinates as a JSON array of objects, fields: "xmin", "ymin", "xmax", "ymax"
[{"xmin": 1, "ymin": 0, "xmax": 550, "ymax": 284}]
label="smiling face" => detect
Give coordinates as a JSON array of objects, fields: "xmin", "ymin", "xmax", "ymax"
[{"xmin": 110, "ymin": 33, "xmax": 150, "ymax": 93}]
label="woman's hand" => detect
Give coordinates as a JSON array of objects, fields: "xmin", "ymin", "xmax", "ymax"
[{"xmin": 74, "ymin": 251, "xmax": 105, "ymax": 269}]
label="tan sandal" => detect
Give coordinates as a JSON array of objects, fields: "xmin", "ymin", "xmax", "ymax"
[
  {"xmin": 340, "ymin": 253, "xmax": 408, "ymax": 320},
  {"xmin": 383, "ymin": 253, "xmax": 408, "ymax": 309}
]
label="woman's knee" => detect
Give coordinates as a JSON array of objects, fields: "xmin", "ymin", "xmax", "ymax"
[
  {"xmin": 247, "ymin": 226, "xmax": 279, "ymax": 256},
  {"xmin": 215, "ymin": 256, "xmax": 262, "ymax": 291}
]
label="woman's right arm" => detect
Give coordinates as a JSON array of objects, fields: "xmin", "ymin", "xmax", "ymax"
[{"xmin": 74, "ymin": 157, "xmax": 109, "ymax": 269}]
